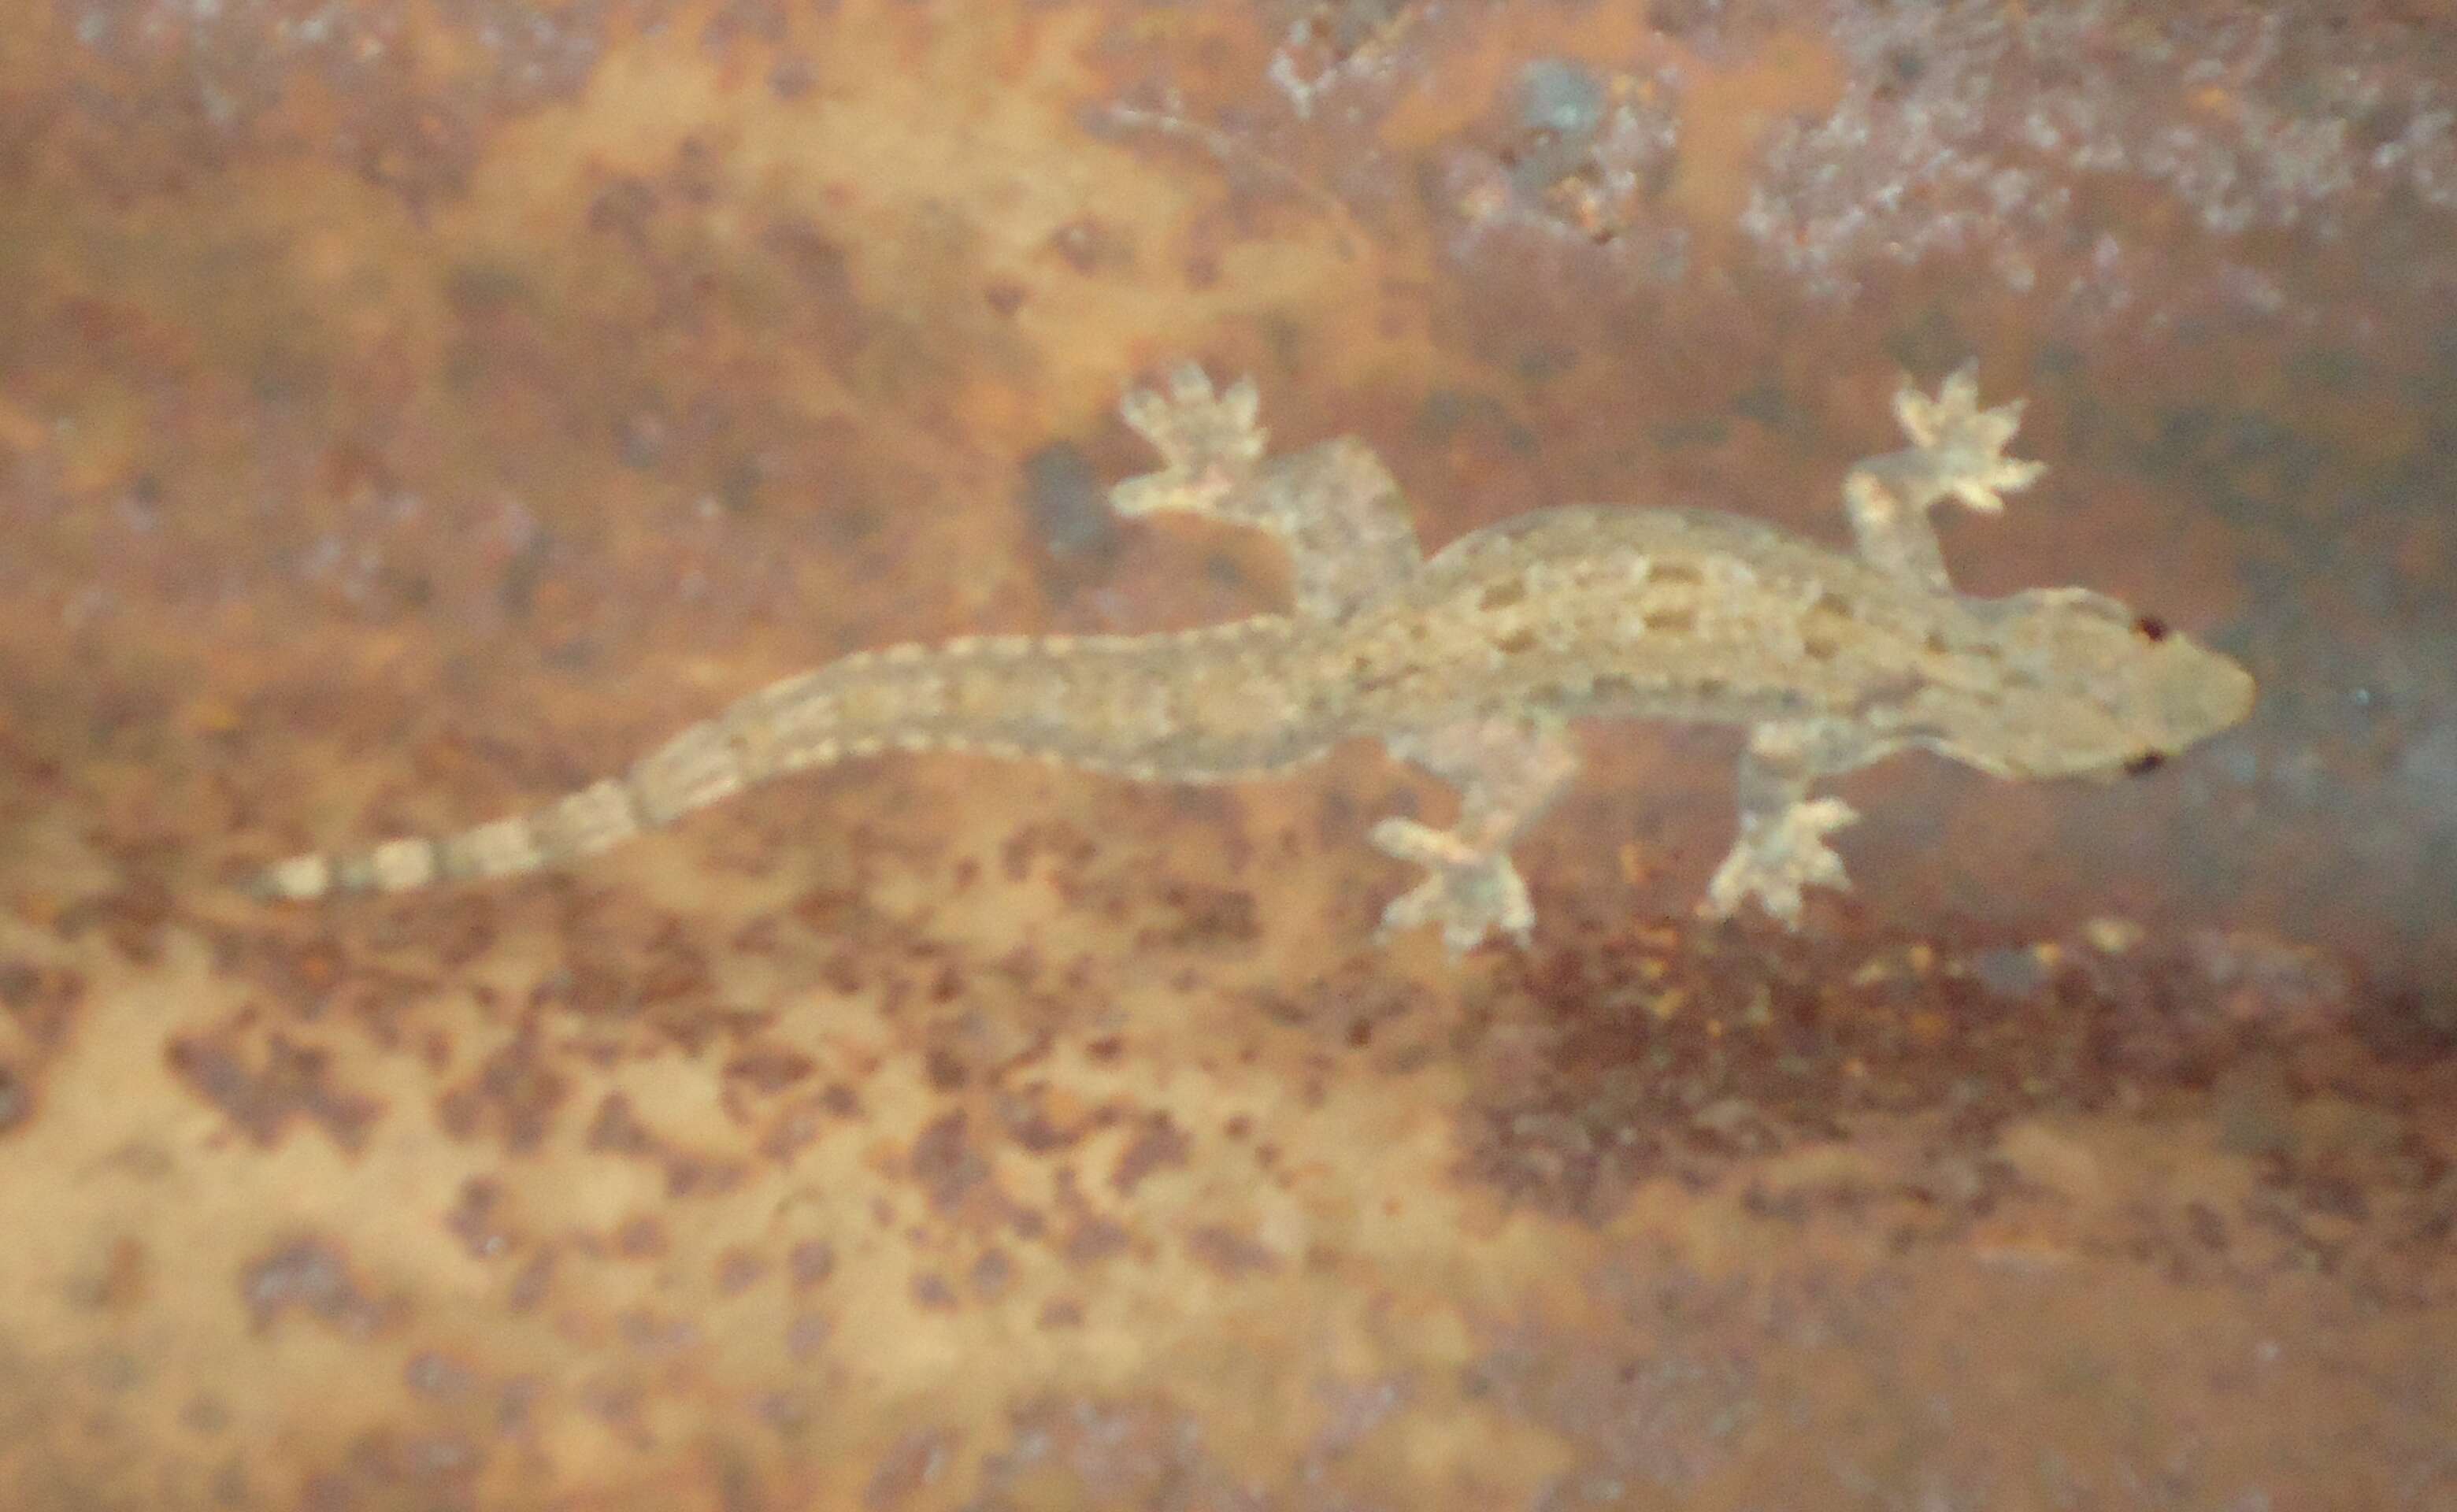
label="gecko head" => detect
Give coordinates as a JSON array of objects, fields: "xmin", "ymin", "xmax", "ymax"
[{"xmin": 1951, "ymin": 587, "xmax": 2255, "ymax": 780}]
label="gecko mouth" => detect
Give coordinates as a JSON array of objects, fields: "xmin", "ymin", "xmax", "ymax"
[{"xmin": 2154, "ymin": 646, "xmax": 2257, "ymax": 745}]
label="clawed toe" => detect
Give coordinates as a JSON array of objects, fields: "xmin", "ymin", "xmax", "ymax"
[
  {"xmin": 1371, "ymin": 820, "xmax": 1533, "ymax": 954},
  {"xmin": 1891, "ymin": 362, "xmax": 2044, "ymax": 517},
  {"xmin": 1699, "ymin": 797, "xmax": 1859, "ymax": 928},
  {"xmin": 1114, "ymin": 364, "xmax": 1268, "ymax": 517}
]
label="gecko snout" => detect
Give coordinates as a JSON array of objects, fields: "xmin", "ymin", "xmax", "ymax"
[{"xmin": 2147, "ymin": 639, "xmax": 2256, "ymax": 752}]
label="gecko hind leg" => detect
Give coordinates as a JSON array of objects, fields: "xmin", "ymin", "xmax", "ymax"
[
  {"xmin": 1372, "ymin": 717, "xmax": 1580, "ymax": 954},
  {"xmin": 1110, "ymin": 363, "xmax": 1423, "ymax": 620},
  {"xmin": 1842, "ymin": 361, "xmax": 2046, "ymax": 592},
  {"xmin": 1700, "ymin": 721, "xmax": 1897, "ymax": 928}
]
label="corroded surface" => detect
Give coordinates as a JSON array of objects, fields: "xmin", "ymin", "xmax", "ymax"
[{"xmin": 2, "ymin": 1, "xmax": 2454, "ymax": 1507}]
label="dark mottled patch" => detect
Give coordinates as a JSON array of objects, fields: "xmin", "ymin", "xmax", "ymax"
[
  {"xmin": 1650, "ymin": 560, "xmax": 1705, "ymax": 586},
  {"xmin": 1110, "ymin": 1113, "xmax": 1190, "ymax": 1195},
  {"xmin": 1452, "ymin": 910, "xmax": 2395, "ymax": 1228},
  {"xmin": 165, "ymin": 1025, "xmax": 385, "ymax": 1154},
  {"xmin": 1140, "ymin": 882, "xmax": 1259, "ymax": 948},
  {"xmin": 724, "ymin": 1044, "xmax": 815, "ymax": 1097},
  {"xmin": 1480, "ymin": 576, "xmax": 1529, "ymax": 611},
  {"xmin": 910, "ymin": 1272, "xmax": 958, "ymax": 1310},
  {"xmin": 444, "ymin": 1177, "xmax": 517, "ymax": 1260},
  {"xmin": 924, "ymin": 1045, "xmax": 969, "ymax": 1092},
  {"xmin": 1064, "ymin": 1217, "xmax": 1132, "ymax": 1266},
  {"xmin": 788, "ymin": 1243, "xmax": 834, "ymax": 1292},
  {"xmin": 1184, "ymin": 1225, "xmax": 1279, "ymax": 1277},
  {"xmin": 716, "ymin": 1247, "xmax": 767, "ymax": 1295},
  {"xmin": 0, "ymin": 961, "xmax": 84, "ymax": 1047},
  {"xmin": 1495, "ymin": 626, "xmax": 1541, "ymax": 656},
  {"xmin": 435, "ymin": 1028, "xmax": 567, "ymax": 1154},
  {"xmin": 1020, "ymin": 442, "xmax": 1117, "ymax": 563},
  {"xmin": 613, "ymin": 1215, "xmax": 666, "ymax": 1258},
  {"xmin": 1642, "ymin": 607, "xmax": 1698, "ymax": 636},
  {"xmin": 241, "ymin": 1237, "xmax": 402, "ymax": 1336},
  {"xmin": 586, "ymin": 1092, "xmax": 658, "ymax": 1156},
  {"xmin": 969, "ymin": 1247, "xmax": 1015, "ymax": 1300},
  {"xmin": 506, "ymin": 1248, "xmax": 557, "ymax": 1312},
  {"xmin": 1042, "ymin": 217, "xmax": 1132, "ymax": 275},
  {"xmin": 911, "ymin": 1111, "xmax": 990, "ymax": 1212},
  {"xmin": 54, "ymin": 872, "xmax": 174, "ymax": 965},
  {"xmin": 72, "ymin": 1236, "xmax": 149, "ymax": 1313}
]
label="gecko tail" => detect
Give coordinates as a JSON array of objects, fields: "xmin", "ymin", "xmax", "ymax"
[{"xmin": 247, "ymin": 710, "xmax": 777, "ymax": 902}]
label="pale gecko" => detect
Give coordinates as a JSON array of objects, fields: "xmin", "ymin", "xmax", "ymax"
[{"xmin": 254, "ymin": 361, "xmax": 2256, "ymax": 952}]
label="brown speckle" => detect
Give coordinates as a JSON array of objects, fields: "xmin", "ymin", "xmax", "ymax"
[
  {"xmin": 785, "ymin": 1310, "xmax": 831, "ymax": 1359},
  {"xmin": 1110, "ymin": 1113, "xmax": 1190, "ymax": 1195},
  {"xmin": 165, "ymin": 1026, "xmax": 385, "ymax": 1154},
  {"xmin": 716, "ymin": 1247, "xmax": 768, "ymax": 1295},
  {"xmin": 613, "ymin": 1215, "xmax": 667, "ymax": 1258},
  {"xmin": 506, "ymin": 1248, "xmax": 557, "ymax": 1312},
  {"xmin": 1185, "ymin": 1225, "xmax": 1280, "ymax": 1278},
  {"xmin": 0, "ymin": 1064, "xmax": 28, "ymax": 1136},
  {"xmin": 54, "ymin": 872, "xmax": 174, "ymax": 965},
  {"xmin": 911, "ymin": 1111, "xmax": 990, "ymax": 1212},
  {"xmin": 241, "ymin": 1237, "xmax": 401, "ymax": 1336},
  {"xmin": 72, "ymin": 1236, "xmax": 150, "ymax": 1313},
  {"xmin": 435, "ymin": 1028, "xmax": 566, "ymax": 1154},
  {"xmin": 0, "ymin": 960, "xmax": 84, "ymax": 1046},
  {"xmin": 444, "ymin": 1177, "xmax": 517, "ymax": 1260},
  {"xmin": 1064, "ymin": 1217, "xmax": 1132, "ymax": 1266},
  {"xmin": 788, "ymin": 1240, "xmax": 836, "ymax": 1289},
  {"xmin": 724, "ymin": 1044, "xmax": 816, "ymax": 1096},
  {"xmin": 969, "ymin": 1247, "xmax": 1015, "ymax": 1300}
]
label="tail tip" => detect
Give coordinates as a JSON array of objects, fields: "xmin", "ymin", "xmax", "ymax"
[{"xmin": 246, "ymin": 854, "xmax": 332, "ymax": 902}]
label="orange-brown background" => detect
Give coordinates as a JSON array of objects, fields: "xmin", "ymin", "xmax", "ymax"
[{"xmin": 1, "ymin": 2, "xmax": 2452, "ymax": 1508}]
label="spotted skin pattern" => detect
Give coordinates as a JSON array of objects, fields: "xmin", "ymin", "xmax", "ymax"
[{"xmin": 254, "ymin": 362, "xmax": 2255, "ymax": 953}]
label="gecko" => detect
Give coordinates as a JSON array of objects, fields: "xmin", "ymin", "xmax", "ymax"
[{"xmin": 252, "ymin": 361, "xmax": 2256, "ymax": 952}]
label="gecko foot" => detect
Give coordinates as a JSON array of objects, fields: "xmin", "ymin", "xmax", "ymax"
[
  {"xmin": 1110, "ymin": 364, "xmax": 1268, "ymax": 521},
  {"xmin": 1890, "ymin": 361, "xmax": 2046, "ymax": 517},
  {"xmin": 1699, "ymin": 797, "xmax": 1859, "ymax": 928},
  {"xmin": 1370, "ymin": 817, "xmax": 1534, "ymax": 955}
]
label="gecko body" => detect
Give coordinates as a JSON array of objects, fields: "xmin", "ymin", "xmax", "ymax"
[{"xmin": 254, "ymin": 363, "xmax": 2255, "ymax": 951}]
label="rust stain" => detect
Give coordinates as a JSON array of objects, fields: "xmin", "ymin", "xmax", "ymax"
[{"xmin": 0, "ymin": 0, "xmax": 2451, "ymax": 1506}]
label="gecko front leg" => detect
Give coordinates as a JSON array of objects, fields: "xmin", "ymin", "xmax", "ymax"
[
  {"xmin": 1372, "ymin": 717, "xmax": 1581, "ymax": 954},
  {"xmin": 1110, "ymin": 364, "xmax": 1424, "ymax": 619},
  {"xmin": 1842, "ymin": 361, "xmax": 2045, "ymax": 592},
  {"xmin": 1701, "ymin": 720, "xmax": 1901, "ymax": 927}
]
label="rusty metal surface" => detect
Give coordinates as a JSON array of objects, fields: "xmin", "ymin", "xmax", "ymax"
[{"xmin": 2, "ymin": 1, "xmax": 2453, "ymax": 1507}]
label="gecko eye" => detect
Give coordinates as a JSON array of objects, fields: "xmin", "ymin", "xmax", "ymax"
[
  {"xmin": 2122, "ymin": 751, "xmax": 2166, "ymax": 776},
  {"xmin": 2133, "ymin": 614, "xmax": 2170, "ymax": 643}
]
